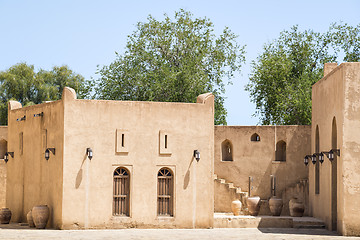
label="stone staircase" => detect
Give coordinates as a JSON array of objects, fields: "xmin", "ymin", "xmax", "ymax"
[{"xmin": 214, "ymin": 174, "xmax": 249, "ymax": 213}]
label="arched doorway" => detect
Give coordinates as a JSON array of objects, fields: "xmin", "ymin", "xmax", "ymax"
[{"xmin": 331, "ymin": 117, "xmax": 337, "ymax": 231}]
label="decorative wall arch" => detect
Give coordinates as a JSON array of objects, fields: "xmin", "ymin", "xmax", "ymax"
[
  {"xmin": 331, "ymin": 117, "xmax": 337, "ymax": 230},
  {"xmin": 315, "ymin": 125, "xmax": 320, "ymax": 194},
  {"xmin": 275, "ymin": 140, "xmax": 286, "ymax": 161},
  {"xmin": 221, "ymin": 139, "xmax": 233, "ymax": 161}
]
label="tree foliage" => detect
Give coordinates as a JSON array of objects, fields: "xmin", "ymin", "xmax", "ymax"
[
  {"xmin": 0, "ymin": 63, "xmax": 92, "ymax": 124},
  {"xmin": 96, "ymin": 9, "xmax": 245, "ymax": 125},
  {"xmin": 246, "ymin": 23, "xmax": 360, "ymax": 125}
]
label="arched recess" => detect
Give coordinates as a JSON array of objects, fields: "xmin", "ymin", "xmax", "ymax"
[
  {"xmin": 275, "ymin": 140, "xmax": 286, "ymax": 161},
  {"xmin": 113, "ymin": 167, "xmax": 130, "ymax": 216},
  {"xmin": 251, "ymin": 133, "xmax": 260, "ymax": 142},
  {"xmin": 221, "ymin": 139, "xmax": 233, "ymax": 161},
  {"xmin": 0, "ymin": 139, "xmax": 7, "ymax": 159},
  {"xmin": 157, "ymin": 168, "xmax": 174, "ymax": 216},
  {"xmin": 331, "ymin": 117, "xmax": 337, "ymax": 231},
  {"xmin": 315, "ymin": 126, "xmax": 320, "ymax": 194}
]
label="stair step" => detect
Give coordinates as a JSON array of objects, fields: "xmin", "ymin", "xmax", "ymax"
[{"xmin": 294, "ymin": 224, "xmax": 326, "ymax": 229}]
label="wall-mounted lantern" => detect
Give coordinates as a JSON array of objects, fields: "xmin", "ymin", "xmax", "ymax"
[
  {"xmin": 318, "ymin": 152, "xmax": 324, "ymax": 164},
  {"xmin": 323, "ymin": 149, "xmax": 340, "ymax": 162},
  {"xmin": 16, "ymin": 115, "xmax": 26, "ymax": 122},
  {"xmin": 311, "ymin": 154, "xmax": 317, "ymax": 164},
  {"xmin": 45, "ymin": 148, "xmax": 56, "ymax": 160},
  {"xmin": 86, "ymin": 148, "xmax": 93, "ymax": 160},
  {"xmin": 33, "ymin": 112, "xmax": 44, "ymax": 117},
  {"xmin": 193, "ymin": 150, "xmax": 200, "ymax": 162},
  {"xmin": 4, "ymin": 152, "xmax": 14, "ymax": 163},
  {"xmin": 304, "ymin": 155, "xmax": 312, "ymax": 166}
]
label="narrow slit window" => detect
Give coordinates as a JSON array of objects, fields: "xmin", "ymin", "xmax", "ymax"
[
  {"xmin": 157, "ymin": 168, "xmax": 173, "ymax": 216},
  {"xmin": 165, "ymin": 135, "xmax": 168, "ymax": 149},
  {"xmin": 19, "ymin": 132, "xmax": 23, "ymax": 155},
  {"xmin": 113, "ymin": 167, "xmax": 130, "ymax": 216},
  {"xmin": 121, "ymin": 134, "xmax": 125, "ymax": 147}
]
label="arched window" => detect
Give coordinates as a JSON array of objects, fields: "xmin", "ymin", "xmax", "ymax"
[
  {"xmin": 113, "ymin": 167, "xmax": 130, "ymax": 216},
  {"xmin": 251, "ymin": 133, "xmax": 260, "ymax": 142},
  {"xmin": 0, "ymin": 139, "xmax": 7, "ymax": 159},
  {"xmin": 221, "ymin": 139, "xmax": 233, "ymax": 161},
  {"xmin": 275, "ymin": 141, "xmax": 286, "ymax": 161},
  {"xmin": 157, "ymin": 168, "xmax": 173, "ymax": 216}
]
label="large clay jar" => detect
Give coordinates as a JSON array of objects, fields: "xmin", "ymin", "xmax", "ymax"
[
  {"xmin": 289, "ymin": 198, "xmax": 305, "ymax": 217},
  {"xmin": 0, "ymin": 208, "xmax": 12, "ymax": 224},
  {"xmin": 247, "ymin": 196, "xmax": 261, "ymax": 216},
  {"xmin": 27, "ymin": 210, "xmax": 35, "ymax": 228},
  {"xmin": 231, "ymin": 200, "xmax": 242, "ymax": 216},
  {"xmin": 269, "ymin": 197, "xmax": 283, "ymax": 216},
  {"xmin": 32, "ymin": 205, "xmax": 49, "ymax": 229}
]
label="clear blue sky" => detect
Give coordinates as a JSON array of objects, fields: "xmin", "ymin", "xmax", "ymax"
[{"xmin": 1, "ymin": 0, "xmax": 359, "ymax": 125}]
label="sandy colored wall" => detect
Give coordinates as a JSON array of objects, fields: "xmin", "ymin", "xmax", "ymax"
[
  {"xmin": 342, "ymin": 63, "xmax": 360, "ymax": 236},
  {"xmin": 6, "ymin": 100, "xmax": 64, "ymax": 229},
  {"xmin": 311, "ymin": 62, "xmax": 360, "ymax": 236},
  {"xmin": 214, "ymin": 125, "xmax": 310, "ymax": 212},
  {"xmin": 61, "ymin": 91, "xmax": 214, "ymax": 229},
  {"xmin": 0, "ymin": 126, "xmax": 8, "ymax": 208}
]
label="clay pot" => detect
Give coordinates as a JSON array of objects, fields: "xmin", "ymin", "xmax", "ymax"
[
  {"xmin": 269, "ymin": 197, "xmax": 283, "ymax": 216},
  {"xmin": 289, "ymin": 198, "xmax": 305, "ymax": 217},
  {"xmin": 247, "ymin": 196, "xmax": 261, "ymax": 216},
  {"xmin": 0, "ymin": 208, "xmax": 12, "ymax": 224},
  {"xmin": 32, "ymin": 205, "xmax": 49, "ymax": 229},
  {"xmin": 27, "ymin": 210, "xmax": 35, "ymax": 228},
  {"xmin": 231, "ymin": 200, "xmax": 242, "ymax": 216}
]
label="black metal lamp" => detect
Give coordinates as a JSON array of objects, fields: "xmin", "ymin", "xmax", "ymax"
[
  {"xmin": 318, "ymin": 152, "xmax": 324, "ymax": 164},
  {"xmin": 304, "ymin": 156, "xmax": 309, "ymax": 166},
  {"xmin": 86, "ymin": 148, "xmax": 93, "ymax": 160},
  {"xmin": 323, "ymin": 149, "xmax": 340, "ymax": 162},
  {"xmin": 193, "ymin": 150, "xmax": 200, "ymax": 162},
  {"xmin": 16, "ymin": 115, "xmax": 26, "ymax": 121},
  {"xmin": 304, "ymin": 155, "xmax": 312, "ymax": 166},
  {"xmin": 311, "ymin": 154, "xmax": 317, "ymax": 164},
  {"xmin": 45, "ymin": 148, "xmax": 55, "ymax": 160},
  {"xmin": 33, "ymin": 112, "xmax": 44, "ymax": 117},
  {"xmin": 4, "ymin": 152, "xmax": 14, "ymax": 163}
]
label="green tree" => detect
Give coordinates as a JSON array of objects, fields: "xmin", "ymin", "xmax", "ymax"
[
  {"xmin": 96, "ymin": 9, "xmax": 245, "ymax": 125},
  {"xmin": 246, "ymin": 23, "xmax": 360, "ymax": 125},
  {"xmin": 0, "ymin": 63, "xmax": 92, "ymax": 124}
]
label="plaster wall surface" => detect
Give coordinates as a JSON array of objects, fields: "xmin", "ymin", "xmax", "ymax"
[
  {"xmin": 6, "ymin": 100, "xmax": 64, "ymax": 229},
  {"xmin": 0, "ymin": 126, "xmax": 8, "ymax": 208},
  {"xmin": 61, "ymin": 92, "xmax": 214, "ymax": 229},
  {"xmin": 214, "ymin": 125, "xmax": 310, "ymax": 213},
  {"xmin": 311, "ymin": 62, "xmax": 360, "ymax": 236}
]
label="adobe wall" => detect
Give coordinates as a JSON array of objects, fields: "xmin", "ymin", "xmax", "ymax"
[
  {"xmin": 214, "ymin": 125, "xmax": 310, "ymax": 213},
  {"xmin": 311, "ymin": 62, "xmax": 360, "ymax": 236},
  {"xmin": 60, "ymin": 90, "xmax": 214, "ymax": 229},
  {"xmin": 0, "ymin": 126, "xmax": 7, "ymax": 208},
  {"xmin": 6, "ymin": 100, "xmax": 64, "ymax": 229}
]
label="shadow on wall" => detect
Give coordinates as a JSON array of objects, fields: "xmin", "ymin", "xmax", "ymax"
[
  {"xmin": 183, "ymin": 155, "xmax": 195, "ymax": 190},
  {"xmin": 75, "ymin": 155, "xmax": 88, "ymax": 189}
]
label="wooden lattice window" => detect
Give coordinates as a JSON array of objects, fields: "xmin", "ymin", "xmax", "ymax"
[
  {"xmin": 157, "ymin": 168, "xmax": 173, "ymax": 216},
  {"xmin": 113, "ymin": 167, "xmax": 130, "ymax": 216}
]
